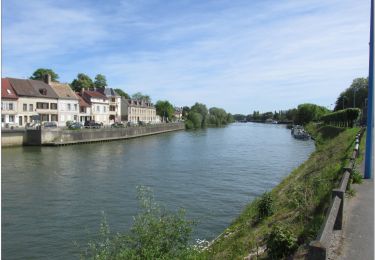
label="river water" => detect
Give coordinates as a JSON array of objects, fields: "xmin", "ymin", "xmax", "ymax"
[{"xmin": 2, "ymin": 123, "xmax": 315, "ymax": 259}]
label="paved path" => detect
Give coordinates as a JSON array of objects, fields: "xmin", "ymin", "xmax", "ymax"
[{"xmin": 340, "ymin": 160, "xmax": 374, "ymax": 260}]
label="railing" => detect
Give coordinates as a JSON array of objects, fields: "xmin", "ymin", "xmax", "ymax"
[{"xmin": 308, "ymin": 128, "xmax": 365, "ymax": 260}]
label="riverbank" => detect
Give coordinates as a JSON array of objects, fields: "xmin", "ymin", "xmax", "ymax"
[
  {"xmin": 201, "ymin": 123, "xmax": 359, "ymax": 259},
  {"xmin": 1, "ymin": 122, "xmax": 185, "ymax": 147}
]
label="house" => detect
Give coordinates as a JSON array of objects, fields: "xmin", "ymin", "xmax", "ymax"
[
  {"xmin": 81, "ymin": 89, "xmax": 109, "ymax": 125},
  {"xmin": 49, "ymin": 81, "xmax": 79, "ymax": 126},
  {"xmin": 174, "ymin": 107, "xmax": 183, "ymax": 120},
  {"xmin": 1, "ymin": 78, "xmax": 19, "ymax": 127},
  {"xmin": 122, "ymin": 99, "xmax": 158, "ymax": 124},
  {"xmin": 7, "ymin": 76, "xmax": 59, "ymax": 125},
  {"xmin": 98, "ymin": 88, "xmax": 121, "ymax": 123},
  {"xmin": 76, "ymin": 93, "xmax": 92, "ymax": 123}
]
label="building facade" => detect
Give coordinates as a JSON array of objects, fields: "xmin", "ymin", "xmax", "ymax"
[
  {"xmin": 50, "ymin": 82, "xmax": 79, "ymax": 126},
  {"xmin": 122, "ymin": 99, "xmax": 158, "ymax": 124},
  {"xmin": 98, "ymin": 88, "xmax": 121, "ymax": 123},
  {"xmin": 1, "ymin": 78, "xmax": 19, "ymax": 127},
  {"xmin": 7, "ymin": 77, "xmax": 59, "ymax": 125},
  {"xmin": 81, "ymin": 89, "xmax": 110, "ymax": 125}
]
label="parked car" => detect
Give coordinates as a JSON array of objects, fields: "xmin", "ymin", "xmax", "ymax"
[
  {"xmin": 68, "ymin": 122, "xmax": 83, "ymax": 130},
  {"xmin": 111, "ymin": 122, "xmax": 125, "ymax": 128},
  {"xmin": 84, "ymin": 121, "xmax": 101, "ymax": 129},
  {"xmin": 127, "ymin": 121, "xmax": 138, "ymax": 127},
  {"xmin": 43, "ymin": 121, "xmax": 58, "ymax": 128}
]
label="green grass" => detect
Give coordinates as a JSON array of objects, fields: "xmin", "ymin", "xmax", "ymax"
[{"xmin": 200, "ymin": 124, "xmax": 359, "ymax": 259}]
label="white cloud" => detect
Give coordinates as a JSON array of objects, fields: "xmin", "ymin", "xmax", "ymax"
[{"xmin": 2, "ymin": 0, "xmax": 370, "ymax": 113}]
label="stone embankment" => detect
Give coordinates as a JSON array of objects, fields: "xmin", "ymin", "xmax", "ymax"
[{"xmin": 1, "ymin": 122, "xmax": 185, "ymax": 147}]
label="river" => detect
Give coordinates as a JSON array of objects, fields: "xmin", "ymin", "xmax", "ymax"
[{"xmin": 2, "ymin": 123, "xmax": 315, "ymax": 259}]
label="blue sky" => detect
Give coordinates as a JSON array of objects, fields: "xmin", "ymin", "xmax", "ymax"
[{"xmin": 2, "ymin": 0, "xmax": 371, "ymax": 114}]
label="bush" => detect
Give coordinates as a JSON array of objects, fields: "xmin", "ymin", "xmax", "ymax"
[
  {"xmin": 66, "ymin": 120, "xmax": 73, "ymax": 127},
  {"xmin": 266, "ymin": 224, "xmax": 297, "ymax": 259},
  {"xmin": 185, "ymin": 120, "xmax": 194, "ymax": 130},
  {"xmin": 80, "ymin": 186, "xmax": 196, "ymax": 259},
  {"xmin": 257, "ymin": 192, "xmax": 274, "ymax": 220},
  {"xmin": 351, "ymin": 170, "xmax": 363, "ymax": 184}
]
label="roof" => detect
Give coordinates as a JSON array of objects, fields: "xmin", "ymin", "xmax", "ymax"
[
  {"xmin": 127, "ymin": 99, "xmax": 154, "ymax": 108},
  {"xmin": 1, "ymin": 78, "xmax": 18, "ymax": 99},
  {"xmin": 7, "ymin": 78, "xmax": 58, "ymax": 99},
  {"xmin": 50, "ymin": 82, "xmax": 78, "ymax": 100},
  {"xmin": 83, "ymin": 90, "xmax": 108, "ymax": 99},
  {"xmin": 76, "ymin": 93, "xmax": 90, "ymax": 107},
  {"xmin": 98, "ymin": 88, "xmax": 120, "ymax": 97}
]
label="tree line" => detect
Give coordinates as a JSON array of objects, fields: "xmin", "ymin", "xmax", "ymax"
[
  {"xmin": 233, "ymin": 77, "xmax": 368, "ymax": 127},
  {"xmin": 182, "ymin": 103, "xmax": 234, "ymax": 129}
]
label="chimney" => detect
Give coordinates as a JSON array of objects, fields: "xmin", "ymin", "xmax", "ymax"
[
  {"xmin": 81, "ymin": 88, "xmax": 85, "ymax": 95},
  {"xmin": 42, "ymin": 74, "xmax": 51, "ymax": 85}
]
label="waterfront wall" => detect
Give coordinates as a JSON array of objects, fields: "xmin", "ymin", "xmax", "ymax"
[
  {"xmin": 39, "ymin": 123, "xmax": 184, "ymax": 146},
  {"xmin": 1, "ymin": 129, "xmax": 26, "ymax": 147}
]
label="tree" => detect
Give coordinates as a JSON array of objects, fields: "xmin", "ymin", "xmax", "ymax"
[
  {"xmin": 71, "ymin": 73, "xmax": 94, "ymax": 92},
  {"xmin": 182, "ymin": 106, "xmax": 190, "ymax": 119},
  {"xmin": 114, "ymin": 89, "xmax": 130, "ymax": 99},
  {"xmin": 94, "ymin": 74, "xmax": 107, "ymax": 88},
  {"xmin": 295, "ymin": 103, "xmax": 329, "ymax": 125},
  {"xmin": 155, "ymin": 100, "xmax": 174, "ymax": 122},
  {"xmin": 334, "ymin": 77, "xmax": 368, "ymax": 111},
  {"xmin": 190, "ymin": 103, "xmax": 208, "ymax": 127},
  {"xmin": 132, "ymin": 92, "xmax": 151, "ymax": 102},
  {"xmin": 30, "ymin": 68, "xmax": 59, "ymax": 82}
]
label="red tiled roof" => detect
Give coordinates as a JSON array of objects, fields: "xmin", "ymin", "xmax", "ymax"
[
  {"xmin": 83, "ymin": 90, "xmax": 107, "ymax": 99},
  {"xmin": 1, "ymin": 78, "xmax": 18, "ymax": 99},
  {"xmin": 76, "ymin": 93, "xmax": 90, "ymax": 107}
]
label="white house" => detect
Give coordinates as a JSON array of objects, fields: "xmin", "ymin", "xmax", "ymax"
[
  {"xmin": 81, "ymin": 89, "xmax": 110, "ymax": 125},
  {"xmin": 1, "ymin": 78, "xmax": 19, "ymax": 127},
  {"xmin": 50, "ymin": 82, "xmax": 79, "ymax": 126},
  {"xmin": 98, "ymin": 88, "xmax": 122, "ymax": 123}
]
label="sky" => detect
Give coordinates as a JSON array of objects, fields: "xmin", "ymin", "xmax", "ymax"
[{"xmin": 2, "ymin": 0, "xmax": 371, "ymax": 114}]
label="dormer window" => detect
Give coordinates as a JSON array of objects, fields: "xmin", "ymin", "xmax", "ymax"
[
  {"xmin": 39, "ymin": 88, "xmax": 47, "ymax": 95},
  {"xmin": 6, "ymin": 89, "xmax": 11, "ymax": 94}
]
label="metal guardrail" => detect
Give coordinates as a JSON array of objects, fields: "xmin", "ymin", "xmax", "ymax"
[{"xmin": 308, "ymin": 128, "xmax": 365, "ymax": 260}]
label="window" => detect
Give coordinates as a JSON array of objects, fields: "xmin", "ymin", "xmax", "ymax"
[
  {"xmin": 40, "ymin": 114, "xmax": 49, "ymax": 122},
  {"xmin": 9, "ymin": 115, "xmax": 14, "ymax": 122},
  {"xmin": 51, "ymin": 114, "xmax": 58, "ymax": 122},
  {"xmin": 61, "ymin": 115, "xmax": 65, "ymax": 121},
  {"xmin": 104, "ymin": 106, "xmax": 106, "ymax": 112},
  {"xmin": 67, "ymin": 104, "xmax": 71, "ymax": 111},
  {"xmin": 74, "ymin": 104, "xmax": 77, "ymax": 111},
  {"xmin": 96, "ymin": 106, "xmax": 100, "ymax": 112},
  {"xmin": 36, "ymin": 102, "xmax": 49, "ymax": 109},
  {"xmin": 23, "ymin": 104, "xmax": 27, "ymax": 111},
  {"xmin": 6, "ymin": 89, "xmax": 11, "ymax": 94},
  {"xmin": 74, "ymin": 115, "xmax": 77, "ymax": 121},
  {"xmin": 9, "ymin": 103, "xmax": 13, "ymax": 110},
  {"xmin": 29, "ymin": 104, "xmax": 33, "ymax": 111},
  {"xmin": 111, "ymin": 98, "xmax": 116, "ymax": 102},
  {"xmin": 1, "ymin": 115, "xmax": 4, "ymax": 123},
  {"xmin": 50, "ymin": 103, "xmax": 57, "ymax": 110}
]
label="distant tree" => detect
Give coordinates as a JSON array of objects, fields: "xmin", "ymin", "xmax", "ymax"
[
  {"xmin": 182, "ymin": 106, "xmax": 190, "ymax": 119},
  {"xmin": 71, "ymin": 73, "xmax": 94, "ymax": 92},
  {"xmin": 233, "ymin": 114, "xmax": 246, "ymax": 121},
  {"xmin": 334, "ymin": 77, "xmax": 368, "ymax": 111},
  {"xmin": 295, "ymin": 103, "xmax": 329, "ymax": 125},
  {"xmin": 30, "ymin": 68, "xmax": 59, "ymax": 82},
  {"xmin": 155, "ymin": 100, "xmax": 174, "ymax": 122},
  {"xmin": 190, "ymin": 103, "xmax": 208, "ymax": 127},
  {"xmin": 187, "ymin": 112, "xmax": 203, "ymax": 129},
  {"xmin": 132, "ymin": 92, "xmax": 151, "ymax": 102},
  {"xmin": 115, "ymin": 89, "xmax": 130, "ymax": 99},
  {"xmin": 94, "ymin": 74, "xmax": 107, "ymax": 88},
  {"xmin": 208, "ymin": 107, "xmax": 228, "ymax": 126}
]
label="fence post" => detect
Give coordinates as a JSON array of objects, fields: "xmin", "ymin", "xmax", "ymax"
[
  {"xmin": 332, "ymin": 189, "xmax": 344, "ymax": 230},
  {"xmin": 309, "ymin": 241, "xmax": 326, "ymax": 260}
]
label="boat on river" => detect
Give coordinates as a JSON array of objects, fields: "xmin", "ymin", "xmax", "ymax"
[{"xmin": 291, "ymin": 125, "xmax": 310, "ymax": 140}]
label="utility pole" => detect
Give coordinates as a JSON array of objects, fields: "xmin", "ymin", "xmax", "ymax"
[{"xmin": 365, "ymin": 0, "xmax": 374, "ymax": 179}]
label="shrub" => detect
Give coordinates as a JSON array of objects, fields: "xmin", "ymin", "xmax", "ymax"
[
  {"xmin": 351, "ymin": 170, "xmax": 363, "ymax": 184},
  {"xmin": 266, "ymin": 224, "xmax": 297, "ymax": 259},
  {"xmin": 80, "ymin": 186, "xmax": 195, "ymax": 259},
  {"xmin": 257, "ymin": 192, "xmax": 274, "ymax": 220}
]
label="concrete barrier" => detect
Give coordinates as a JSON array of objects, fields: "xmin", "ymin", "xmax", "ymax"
[
  {"xmin": 1, "ymin": 129, "xmax": 26, "ymax": 147},
  {"xmin": 308, "ymin": 130, "xmax": 363, "ymax": 260},
  {"xmin": 24, "ymin": 123, "xmax": 185, "ymax": 146}
]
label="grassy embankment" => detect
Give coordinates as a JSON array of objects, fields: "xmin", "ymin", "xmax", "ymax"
[{"xmin": 200, "ymin": 123, "xmax": 360, "ymax": 259}]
